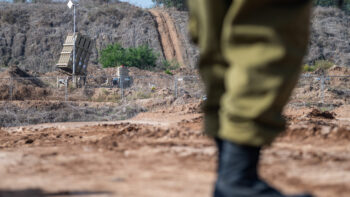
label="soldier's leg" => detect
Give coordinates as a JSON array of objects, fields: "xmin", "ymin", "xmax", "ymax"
[
  {"xmin": 187, "ymin": 0, "xmax": 230, "ymax": 137},
  {"xmin": 214, "ymin": 0, "xmax": 313, "ymax": 197},
  {"xmin": 220, "ymin": 0, "xmax": 312, "ymax": 146}
]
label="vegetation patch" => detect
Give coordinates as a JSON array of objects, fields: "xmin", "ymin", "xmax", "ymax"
[
  {"xmin": 314, "ymin": 0, "xmax": 350, "ymax": 13},
  {"xmin": 152, "ymin": 0, "xmax": 187, "ymax": 10},
  {"xmin": 99, "ymin": 43, "xmax": 157, "ymax": 70},
  {"xmin": 303, "ymin": 60, "xmax": 334, "ymax": 72},
  {"xmin": 161, "ymin": 60, "xmax": 179, "ymax": 75}
]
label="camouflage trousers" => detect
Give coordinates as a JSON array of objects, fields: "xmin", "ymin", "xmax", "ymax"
[{"xmin": 188, "ymin": 0, "xmax": 311, "ymax": 146}]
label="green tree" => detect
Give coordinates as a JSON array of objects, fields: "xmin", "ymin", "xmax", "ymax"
[
  {"xmin": 99, "ymin": 43, "xmax": 125, "ymax": 68},
  {"xmin": 152, "ymin": 0, "xmax": 187, "ymax": 10},
  {"xmin": 314, "ymin": 0, "xmax": 350, "ymax": 13},
  {"xmin": 99, "ymin": 43, "xmax": 157, "ymax": 69},
  {"xmin": 314, "ymin": 0, "xmax": 336, "ymax": 6}
]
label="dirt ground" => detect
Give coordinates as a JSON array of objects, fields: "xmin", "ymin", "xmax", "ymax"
[
  {"xmin": 149, "ymin": 9, "xmax": 185, "ymax": 67},
  {"xmin": 0, "ymin": 104, "xmax": 349, "ymax": 197}
]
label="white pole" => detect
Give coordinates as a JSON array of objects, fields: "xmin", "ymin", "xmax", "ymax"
[{"xmin": 73, "ymin": 3, "xmax": 76, "ymax": 76}]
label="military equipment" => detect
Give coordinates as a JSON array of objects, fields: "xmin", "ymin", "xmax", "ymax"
[
  {"xmin": 56, "ymin": 33, "xmax": 93, "ymax": 76},
  {"xmin": 113, "ymin": 66, "xmax": 132, "ymax": 88}
]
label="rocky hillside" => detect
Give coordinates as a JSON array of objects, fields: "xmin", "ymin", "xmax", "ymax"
[
  {"xmin": 170, "ymin": 6, "xmax": 350, "ymax": 68},
  {"xmin": 307, "ymin": 7, "xmax": 350, "ymax": 67},
  {"xmin": 0, "ymin": 2, "xmax": 165, "ymax": 73},
  {"xmin": 0, "ymin": 3, "xmax": 350, "ymax": 75}
]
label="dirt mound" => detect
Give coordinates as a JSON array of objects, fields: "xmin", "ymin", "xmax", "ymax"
[
  {"xmin": 279, "ymin": 107, "xmax": 350, "ymax": 143},
  {"xmin": 157, "ymin": 101, "xmax": 203, "ymax": 114},
  {"xmin": 327, "ymin": 65, "xmax": 350, "ymax": 76},
  {"xmin": 0, "ymin": 118, "xmax": 209, "ymax": 150},
  {"xmin": 280, "ymin": 120, "xmax": 350, "ymax": 143},
  {"xmin": 332, "ymin": 105, "xmax": 350, "ymax": 118},
  {"xmin": 0, "ymin": 66, "xmax": 44, "ymax": 86},
  {"xmin": 0, "ymin": 66, "xmax": 49, "ymax": 100},
  {"xmin": 283, "ymin": 107, "xmax": 314, "ymax": 118},
  {"xmin": 0, "ymin": 129, "xmax": 8, "ymax": 138},
  {"xmin": 0, "ymin": 100, "xmax": 144, "ymax": 127},
  {"xmin": 92, "ymin": 122, "xmax": 207, "ymax": 151},
  {"xmin": 307, "ymin": 109, "xmax": 336, "ymax": 119}
]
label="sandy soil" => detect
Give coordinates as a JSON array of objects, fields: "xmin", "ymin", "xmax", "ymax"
[
  {"xmin": 150, "ymin": 9, "xmax": 185, "ymax": 67},
  {"xmin": 0, "ymin": 105, "xmax": 350, "ymax": 197}
]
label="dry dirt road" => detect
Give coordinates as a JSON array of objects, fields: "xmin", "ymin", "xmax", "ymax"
[
  {"xmin": 0, "ymin": 104, "xmax": 350, "ymax": 197},
  {"xmin": 149, "ymin": 9, "xmax": 185, "ymax": 67}
]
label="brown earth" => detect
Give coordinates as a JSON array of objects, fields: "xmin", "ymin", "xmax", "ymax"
[
  {"xmin": 150, "ymin": 9, "xmax": 185, "ymax": 67},
  {"xmin": 0, "ymin": 66, "xmax": 50, "ymax": 100},
  {"xmin": 1, "ymin": 104, "xmax": 350, "ymax": 197},
  {"xmin": 291, "ymin": 65, "xmax": 350, "ymax": 107},
  {"xmin": 1, "ymin": 4, "xmax": 350, "ymax": 196}
]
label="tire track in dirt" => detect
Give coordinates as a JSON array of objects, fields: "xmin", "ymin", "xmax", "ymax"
[
  {"xmin": 149, "ymin": 9, "xmax": 185, "ymax": 67},
  {"xmin": 2, "ymin": 106, "xmax": 350, "ymax": 196}
]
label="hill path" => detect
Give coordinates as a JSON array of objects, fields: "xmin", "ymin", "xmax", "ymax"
[{"xmin": 150, "ymin": 9, "xmax": 185, "ymax": 67}]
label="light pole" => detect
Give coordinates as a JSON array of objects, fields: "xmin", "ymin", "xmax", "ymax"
[{"xmin": 67, "ymin": 0, "xmax": 78, "ymax": 81}]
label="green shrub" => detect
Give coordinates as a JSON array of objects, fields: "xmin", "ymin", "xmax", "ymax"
[
  {"xmin": 99, "ymin": 43, "xmax": 157, "ymax": 69},
  {"xmin": 161, "ymin": 60, "xmax": 180, "ymax": 71},
  {"xmin": 99, "ymin": 43, "xmax": 124, "ymax": 68},
  {"xmin": 313, "ymin": 0, "xmax": 350, "ymax": 14},
  {"xmin": 314, "ymin": 60, "xmax": 333, "ymax": 70},
  {"xmin": 124, "ymin": 45, "xmax": 157, "ymax": 69},
  {"xmin": 162, "ymin": 60, "xmax": 179, "ymax": 75},
  {"xmin": 303, "ymin": 64, "xmax": 316, "ymax": 72},
  {"xmin": 151, "ymin": 86, "xmax": 156, "ymax": 92},
  {"xmin": 303, "ymin": 60, "xmax": 334, "ymax": 72},
  {"xmin": 164, "ymin": 69, "xmax": 173, "ymax": 75},
  {"xmin": 314, "ymin": 0, "xmax": 338, "ymax": 6},
  {"xmin": 152, "ymin": 0, "xmax": 187, "ymax": 10}
]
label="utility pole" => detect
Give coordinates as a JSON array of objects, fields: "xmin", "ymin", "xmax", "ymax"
[
  {"xmin": 67, "ymin": 0, "xmax": 78, "ymax": 86},
  {"xmin": 73, "ymin": 1, "xmax": 76, "ymax": 78}
]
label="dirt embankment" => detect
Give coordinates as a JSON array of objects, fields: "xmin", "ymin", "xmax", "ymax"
[
  {"xmin": 150, "ymin": 9, "xmax": 185, "ymax": 67},
  {"xmin": 0, "ymin": 66, "xmax": 49, "ymax": 100},
  {"xmin": 291, "ymin": 65, "xmax": 350, "ymax": 106},
  {"xmin": 0, "ymin": 105, "xmax": 350, "ymax": 197}
]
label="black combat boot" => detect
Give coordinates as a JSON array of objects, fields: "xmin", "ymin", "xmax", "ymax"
[{"xmin": 214, "ymin": 139, "xmax": 312, "ymax": 197}]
